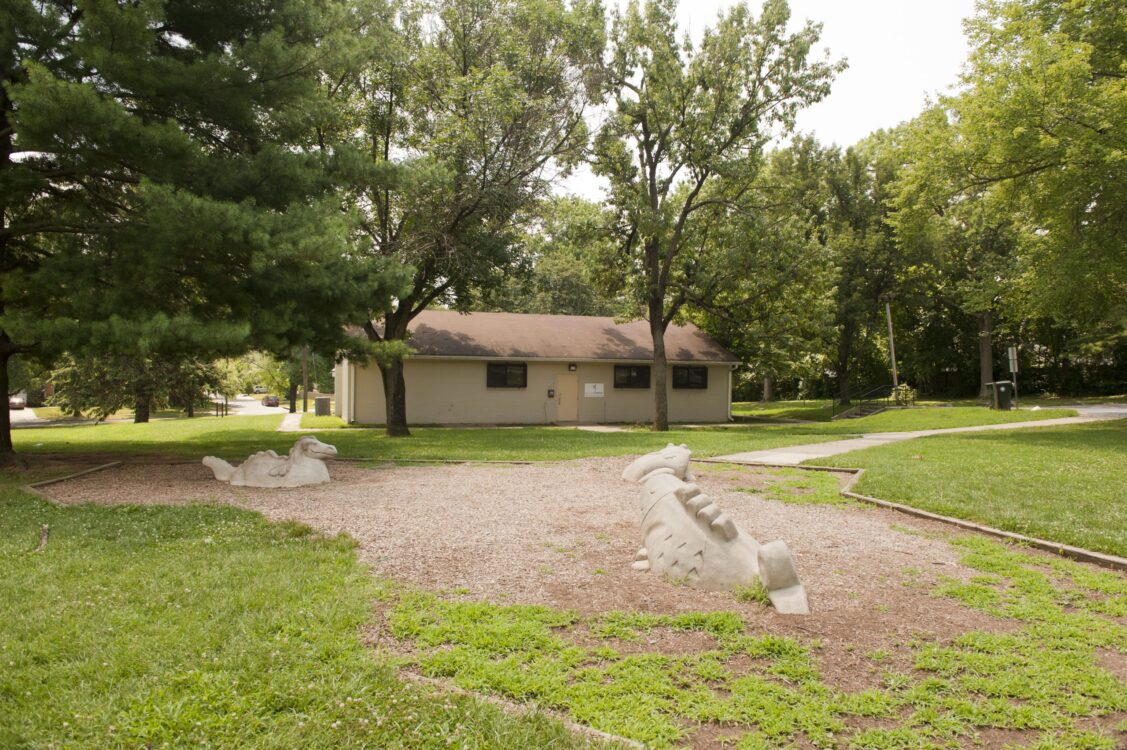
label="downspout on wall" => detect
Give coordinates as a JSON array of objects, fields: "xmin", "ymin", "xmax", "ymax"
[
  {"xmin": 349, "ymin": 361, "xmax": 356, "ymax": 424},
  {"xmin": 727, "ymin": 365, "xmax": 735, "ymax": 421}
]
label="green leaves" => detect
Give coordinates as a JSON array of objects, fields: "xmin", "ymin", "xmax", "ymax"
[
  {"xmin": 595, "ymin": 0, "xmax": 842, "ymax": 427},
  {"xmin": 921, "ymin": 0, "xmax": 1127, "ymax": 339},
  {"xmin": 0, "ymin": 0, "xmax": 407, "ymax": 447}
]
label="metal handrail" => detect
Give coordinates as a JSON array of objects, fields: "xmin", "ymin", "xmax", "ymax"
[{"xmin": 831, "ymin": 384, "xmax": 895, "ymax": 419}]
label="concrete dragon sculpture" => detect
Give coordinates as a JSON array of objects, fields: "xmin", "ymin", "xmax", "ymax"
[
  {"xmin": 622, "ymin": 444, "xmax": 810, "ymax": 615},
  {"xmin": 203, "ymin": 436, "xmax": 338, "ymax": 488}
]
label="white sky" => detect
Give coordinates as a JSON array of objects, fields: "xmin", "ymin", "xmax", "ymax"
[{"xmin": 560, "ymin": 0, "xmax": 979, "ymax": 200}]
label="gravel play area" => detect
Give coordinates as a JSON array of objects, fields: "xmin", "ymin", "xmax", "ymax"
[{"xmin": 44, "ymin": 457, "xmax": 1010, "ymax": 657}]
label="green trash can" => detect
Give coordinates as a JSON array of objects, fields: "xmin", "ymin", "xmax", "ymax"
[{"xmin": 992, "ymin": 381, "xmax": 1013, "ymax": 411}]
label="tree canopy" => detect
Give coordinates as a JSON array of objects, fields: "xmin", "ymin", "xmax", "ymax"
[{"xmin": 928, "ymin": 0, "xmax": 1127, "ymax": 341}]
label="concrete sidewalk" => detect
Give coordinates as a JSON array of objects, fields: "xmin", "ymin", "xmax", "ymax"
[
  {"xmin": 711, "ymin": 414, "xmax": 1115, "ymax": 466},
  {"xmin": 276, "ymin": 412, "xmax": 304, "ymax": 432}
]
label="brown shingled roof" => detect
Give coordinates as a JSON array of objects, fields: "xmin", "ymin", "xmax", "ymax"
[{"xmin": 378, "ymin": 310, "xmax": 738, "ymax": 363}]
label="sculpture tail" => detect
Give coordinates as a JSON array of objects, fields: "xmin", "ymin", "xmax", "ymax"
[{"xmin": 202, "ymin": 455, "xmax": 235, "ymax": 482}]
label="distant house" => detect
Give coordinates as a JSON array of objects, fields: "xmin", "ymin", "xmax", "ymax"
[{"xmin": 336, "ymin": 310, "xmax": 739, "ymax": 425}]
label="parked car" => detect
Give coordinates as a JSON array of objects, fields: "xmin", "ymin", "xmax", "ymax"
[
  {"xmin": 252, "ymin": 385, "xmax": 268, "ymax": 394},
  {"xmin": 261, "ymin": 395, "xmax": 280, "ymax": 407},
  {"xmin": 8, "ymin": 394, "xmax": 26, "ymax": 410}
]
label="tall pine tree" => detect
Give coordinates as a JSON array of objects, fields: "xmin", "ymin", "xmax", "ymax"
[{"xmin": 1, "ymin": 0, "xmax": 401, "ymax": 457}]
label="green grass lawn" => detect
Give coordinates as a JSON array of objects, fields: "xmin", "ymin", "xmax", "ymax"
[
  {"xmin": 31, "ymin": 406, "xmax": 74, "ymax": 420},
  {"xmin": 4, "ymin": 468, "xmax": 1124, "ymax": 748},
  {"xmin": 300, "ymin": 413, "xmax": 347, "ymax": 429},
  {"xmin": 1010, "ymin": 393, "xmax": 1127, "ymax": 406},
  {"xmin": 735, "ymin": 402, "xmax": 1076, "ymax": 429},
  {"xmin": 12, "ymin": 414, "xmax": 847, "ymax": 462},
  {"xmin": 813, "ymin": 419, "xmax": 1127, "ymax": 557},
  {"xmin": 942, "ymin": 393, "xmax": 1127, "ymax": 408},
  {"xmin": 732, "ymin": 399, "xmax": 834, "ymax": 421},
  {"xmin": 0, "ymin": 474, "xmax": 606, "ymax": 749},
  {"xmin": 813, "ymin": 405, "xmax": 1077, "ymax": 433},
  {"xmin": 32, "ymin": 405, "xmax": 207, "ymax": 421},
  {"xmin": 12, "ymin": 407, "xmax": 1078, "ymax": 464}
]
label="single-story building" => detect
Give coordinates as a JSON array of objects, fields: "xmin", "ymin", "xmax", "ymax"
[{"xmin": 335, "ymin": 310, "xmax": 739, "ymax": 425}]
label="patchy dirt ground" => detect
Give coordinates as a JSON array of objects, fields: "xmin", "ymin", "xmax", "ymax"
[{"xmin": 43, "ymin": 457, "xmax": 1011, "ymax": 664}]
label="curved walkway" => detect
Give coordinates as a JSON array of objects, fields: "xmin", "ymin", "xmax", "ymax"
[{"xmin": 712, "ymin": 410, "xmax": 1123, "ymax": 466}]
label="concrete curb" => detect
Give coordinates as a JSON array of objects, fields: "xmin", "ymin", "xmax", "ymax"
[
  {"xmin": 336, "ymin": 457, "xmax": 536, "ymax": 465},
  {"xmin": 703, "ymin": 458, "xmax": 1127, "ymax": 573},
  {"xmin": 22, "ymin": 461, "xmax": 123, "ymax": 499}
]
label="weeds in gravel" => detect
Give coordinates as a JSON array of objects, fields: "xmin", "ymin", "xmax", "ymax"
[
  {"xmin": 733, "ymin": 581, "xmax": 771, "ymax": 606},
  {"xmin": 385, "ymin": 537, "xmax": 1127, "ymax": 749},
  {"xmin": 723, "ymin": 464, "xmax": 851, "ymax": 506},
  {"xmin": 752, "ymin": 467, "xmax": 850, "ymax": 506}
]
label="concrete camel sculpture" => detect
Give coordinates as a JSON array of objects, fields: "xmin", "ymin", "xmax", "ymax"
[{"xmin": 203, "ymin": 436, "xmax": 338, "ymax": 488}]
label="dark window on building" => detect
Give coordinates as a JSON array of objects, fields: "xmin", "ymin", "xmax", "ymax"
[
  {"xmin": 486, "ymin": 363, "xmax": 527, "ymax": 388},
  {"xmin": 614, "ymin": 365, "xmax": 651, "ymax": 389},
  {"xmin": 672, "ymin": 366, "xmax": 709, "ymax": 389}
]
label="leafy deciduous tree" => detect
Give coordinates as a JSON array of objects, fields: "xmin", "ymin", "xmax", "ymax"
[
  {"xmin": 342, "ymin": 0, "xmax": 605, "ymax": 436},
  {"xmin": 594, "ymin": 0, "xmax": 841, "ymax": 429},
  {"xmin": 941, "ymin": 0, "xmax": 1127, "ymax": 342}
]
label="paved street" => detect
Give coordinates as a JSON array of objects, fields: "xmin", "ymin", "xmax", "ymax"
[{"xmin": 8, "ymin": 407, "xmax": 43, "ymax": 425}]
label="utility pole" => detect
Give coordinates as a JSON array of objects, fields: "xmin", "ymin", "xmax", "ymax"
[
  {"xmin": 884, "ymin": 300, "xmax": 899, "ymax": 388},
  {"xmin": 1007, "ymin": 345, "xmax": 1019, "ymax": 407},
  {"xmin": 301, "ymin": 345, "xmax": 309, "ymax": 413}
]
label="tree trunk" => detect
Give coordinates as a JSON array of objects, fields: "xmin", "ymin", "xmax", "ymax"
[
  {"xmin": 287, "ymin": 381, "xmax": 298, "ymax": 413},
  {"xmin": 186, "ymin": 398, "xmax": 194, "ymax": 418},
  {"xmin": 761, "ymin": 376, "xmax": 775, "ymax": 403},
  {"xmin": 977, "ymin": 310, "xmax": 994, "ymax": 400},
  {"xmin": 649, "ymin": 298, "xmax": 669, "ymax": 432},
  {"xmin": 363, "ymin": 311, "xmax": 414, "ymax": 438},
  {"xmin": 380, "ymin": 359, "xmax": 411, "ymax": 437},
  {"xmin": 0, "ymin": 350, "xmax": 17, "ymax": 465},
  {"xmin": 0, "ymin": 88, "xmax": 23, "ymax": 467},
  {"xmin": 836, "ymin": 326, "xmax": 853, "ymax": 405},
  {"xmin": 134, "ymin": 394, "xmax": 151, "ymax": 423},
  {"xmin": 301, "ymin": 345, "xmax": 309, "ymax": 414}
]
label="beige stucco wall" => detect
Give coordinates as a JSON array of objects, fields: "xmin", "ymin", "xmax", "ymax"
[{"xmin": 338, "ymin": 357, "xmax": 732, "ymax": 425}]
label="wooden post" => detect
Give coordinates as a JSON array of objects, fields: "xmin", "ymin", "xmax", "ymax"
[
  {"xmin": 301, "ymin": 345, "xmax": 309, "ymax": 414},
  {"xmin": 884, "ymin": 301, "xmax": 899, "ymax": 389}
]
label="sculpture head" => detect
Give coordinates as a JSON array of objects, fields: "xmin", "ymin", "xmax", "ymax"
[
  {"xmin": 290, "ymin": 436, "xmax": 338, "ymax": 461},
  {"xmin": 622, "ymin": 443, "xmax": 694, "ymax": 483}
]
